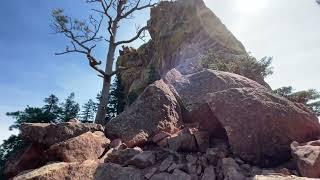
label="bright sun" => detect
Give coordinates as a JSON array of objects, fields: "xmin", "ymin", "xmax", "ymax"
[{"xmin": 234, "ymin": 0, "xmax": 269, "ymax": 15}]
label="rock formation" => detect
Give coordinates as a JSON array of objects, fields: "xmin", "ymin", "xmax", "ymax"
[{"xmin": 5, "ymin": 0, "xmax": 320, "ymax": 179}]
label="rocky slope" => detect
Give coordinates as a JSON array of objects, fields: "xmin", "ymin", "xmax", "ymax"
[{"xmin": 5, "ymin": 0, "xmax": 320, "ymax": 179}]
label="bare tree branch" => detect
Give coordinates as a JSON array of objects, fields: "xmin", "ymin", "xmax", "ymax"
[
  {"xmin": 115, "ymin": 26, "xmax": 148, "ymax": 45},
  {"xmin": 120, "ymin": 0, "xmax": 156, "ymax": 20}
]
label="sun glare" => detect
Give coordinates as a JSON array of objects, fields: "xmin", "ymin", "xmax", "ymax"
[{"xmin": 234, "ymin": 0, "xmax": 269, "ymax": 15}]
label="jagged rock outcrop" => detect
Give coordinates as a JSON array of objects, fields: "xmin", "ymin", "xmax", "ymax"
[
  {"xmin": 117, "ymin": 0, "xmax": 268, "ymax": 105},
  {"xmin": 105, "ymin": 80, "xmax": 182, "ymax": 147}
]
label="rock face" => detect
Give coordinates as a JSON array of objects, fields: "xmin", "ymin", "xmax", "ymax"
[
  {"xmin": 20, "ymin": 122, "xmax": 104, "ymax": 146},
  {"xmin": 117, "ymin": 0, "xmax": 261, "ymax": 105},
  {"xmin": 291, "ymin": 140, "xmax": 320, "ymax": 178},
  {"xmin": 45, "ymin": 131, "xmax": 110, "ymax": 162},
  {"xmin": 164, "ymin": 69, "xmax": 267, "ymax": 137},
  {"xmin": 206, "ymin": 88, "xmax": 320, "ymax": 166},
  {"xmin": 105, "ymin": 80, "xmax": 182, "ymax": 147}
]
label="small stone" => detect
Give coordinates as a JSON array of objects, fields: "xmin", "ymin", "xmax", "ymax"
[
  {"xmin": 235, "ymin": 157, "xmax": 244, "ymax": 165},
  {"xmin": 201, "ymin": 166, "xmax": 216, "ymax": 180},
  {"xmin": 194, "ymin": 131, "xmax": 210, "ymax": 152},
  {"xmin": 152, "ymin": 131, "xmax": 171, "ymax": 143},
  {"xmin": 173, "ymin": 169, "xmax": 192, "ymax": 180},
  {"xmin": 145, "ymin": 167, "xmax": 158, "ymax": 179},
  {"xmin": 196, "ymin": 164, "xmax": 202, "ymax": 175},
  {"xmin": 159, "ymin": 156, "xmax": 174, "ymax": 172},
  {"xmin": 186, "ymin": 154, "xmax": 198, "ymax": 164},
  {"xmin": 205, "ymin": 148, "xmax": 227, "ymax": 165},
  {"xmin": 127, "ymin": 151, "xmax": 156, "ymax": 169}
]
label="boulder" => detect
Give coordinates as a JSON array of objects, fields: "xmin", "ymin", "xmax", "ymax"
[
  {"xmin": 127, "ymin": 151, "xmax": 156, "ymax": 169},
  {"xmin": 13, "ymin": 161, "xmax": 144, "ymax": 180},
  {"xmin": 168, "ymin": 128, "xmax": 198, "ymax": 152},
  {"xmin": 13, "ymin": 160, "xmax": 99, "ymax": 180},
  {"xmin": 291, "ymin": 140, "xmax": 320, "ymax": 178},
  {"xmin": 105, "ymin": 80, "xmax": 182, "ymax": 147},
  {"xmin": 45, "ymin": 131, "xmax": 110, "ymax": 162},
  {"xmin": 5, "ymin": 143, "xmax": 46, "ymax": 178},
  {"xmin": 104, "ymin": 147, "xmax": 142, "ymax": 165},
  {"xmin": 206, "ymin": 88, "xmax": 320, "ymax": 166},
  {"xmin": 94, "ymin": 163, "xmax": 144, "ymax": 180},
  {"xmin": 164, "ymin": 69, "xmax": 267, "ymax": 138},
  {"xmin": 20, "ymin": 122, "xmax": 104, "ymax": 146}
]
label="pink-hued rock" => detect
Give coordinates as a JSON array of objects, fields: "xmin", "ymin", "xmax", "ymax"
[
  {"xmin": 164, "ymin": 69, "xmax": 267, "ymax": 139},
  {"xmin": 20, "ymin": 122, "xmax": 104, "ymax": 146},
  {"xmin": 105, "ymin": 80, "xmax": 182, "ymax": 148},
  {"xmin": 207, "ymin": 88, "xmax": 320, "ymax": 166},
  {"xmin": 45, "ymin": 131, "xmax": 110, "ymax": 162},
  {"xmin": 104, "ymin": 147, "xmax": 143, "ymax": 165},
  {"xmin": 127, "ymin": 151, "xmax": 156, "ymax": 169},
  {"xmin": 291, "ymin": 140, "xmax": 320, "ymax": 178},
  {"xmin": 5, "ymin": 143, "xmax": 46, "ymax": 178},
  {"xmin": 168, "ymin": 128, "xmax": 197, "ymax": 152}
]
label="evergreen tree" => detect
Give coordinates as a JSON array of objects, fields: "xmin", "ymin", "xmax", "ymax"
[
  {"xmin": 60, "ymin": 93, "xmax": 80, "ymax": 122},
  {"xmin": 274, "ymin": 86, "xmax": 320, "ymax": 116},
  {"xmin": 0, "ymin": 135, "xmax": 27, "ymax": 179},
  {"xmin": 96, "ymin": 75, "xmax": 125, "ymax": 122},
  {"xmin": 80, "ymin": 99, "xmax": 97, "ymax": 123}
]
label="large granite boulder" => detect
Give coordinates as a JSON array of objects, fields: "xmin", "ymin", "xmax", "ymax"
[
  {"xmin": 20, "ymin": 122, "xmax": 104, "ymax": 146},
  {"xmin": 164, "ymin": 69, "xmax": 267, "ymax": 137},
  {"xmin": 105, "ymin": 80, "xmax": 182, "ymax": 147},
  {"xmin": 206, "ymin": 88, "xmax": 320, "ymax": 166},
  {"xmin": 291, "ymin": 140, "xmax": 320, "ymax": 178},
  {"xmin": 45, "ymin": 131, "xmax": 110, "ymax": 162}
]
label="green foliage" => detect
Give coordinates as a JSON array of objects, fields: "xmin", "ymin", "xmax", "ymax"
[
  {"xmin": 201, "ymin": 50, "xmax": 273, "ymax": 80},
  {"xmin": 80, "ymin": 99, "xmax": 97, "ymax": 123},
  {"xmin": 7, "ymin": 107, "xmax": 54, "ymax": 130},
  {"xmin": 97, "ymin": 76, "xmax": 126, "ymax": 121},
  {"xmin": 60, "ymin": 93, "xmax": 80, "ymax": 122},
  {"xmin": 0, "ymin": 135, "xmax": 28, "ymax": 179},
  {"xmin": 274, "ymin": 86, "xmax": 320, "ymax": 116}
]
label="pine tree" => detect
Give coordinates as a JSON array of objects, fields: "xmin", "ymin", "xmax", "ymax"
[
  {"xmin": 80, "ymin": 99, "xmax": 97, "ymax": 123},
  {"xmin": 274, "ymin": 86, "xmax": 320, "ymax": 116},
  {"xmin": 60, "ymin": 93, "xmax": 80, "ymax": 122},
  {"xmin": 96, "ymin": 75, "xmax": 125, "ymax": 123}
]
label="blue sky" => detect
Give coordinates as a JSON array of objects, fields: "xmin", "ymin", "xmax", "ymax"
[{"xmin": 0, "ymin": 0, "xmax": 320, "ymax": 143}]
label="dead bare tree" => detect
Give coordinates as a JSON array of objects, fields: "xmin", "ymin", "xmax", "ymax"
[{"xmin": 52, "ymin": 0, "xmax": 157, "ymax": 125}]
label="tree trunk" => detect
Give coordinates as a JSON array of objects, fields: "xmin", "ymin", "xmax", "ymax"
[{"xmin": 95, "ymin": 22, "xmax": 118, "ymax": 125}]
